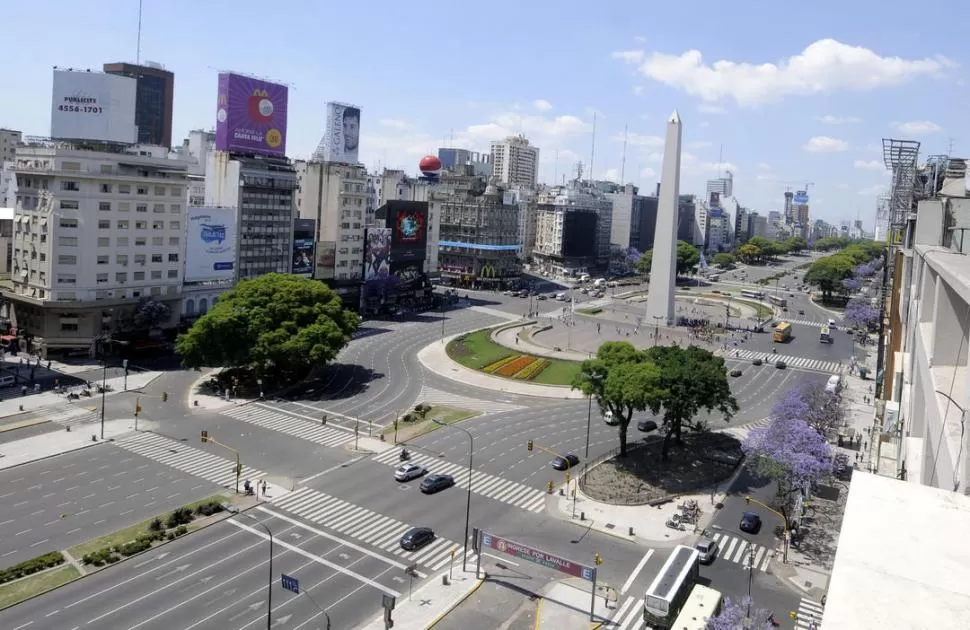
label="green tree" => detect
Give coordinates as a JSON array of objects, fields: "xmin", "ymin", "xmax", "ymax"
[
  {"xmin": 786, "ymin": 236, "xmax": 807, "ymax": 253},
  {"xmin": 712, "ymin": 252, "xmax": 736, "ymax": 268},
  {"xmin": 635, "ymin": 250, "xmax": 652, "ymax": 275},
  {"xmin": 175, "ymin": 273, "xmax": 359, "ymax": 382},
  {"xmin": 643, "ymin": 345, "xmax": 739, "ymax": 459},
  {"xmin": 737, "ymin": 243, "xmax": 760, "ymax": 263},
  {"xmin": 572, "ymin": 342, "xmax": 666, "ymax": 457},
  {"xmin": 676, "ymin": 241, "xmax": 700, "ymax": 276},
  {"xmin": 804, "ymin": 255, "xmax": 855, "ymax": 300}
]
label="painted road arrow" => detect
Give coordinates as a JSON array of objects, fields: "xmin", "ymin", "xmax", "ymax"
[
  {"xmin": 270, "ymin": 613, "xmax": 293, "ymax": 627},
  {"xmin": 205, "ymin": 587, "xmax": 239, "ymax": 606},
  {"xmin": 134, "ymin": 552, "xmax": 169, "ymax": 568},
  {"xmin": 155, "ymin": 563, "xmax": 191, "ymax": 581},
  {"xmin": 229, "ymin": 602, "xmax": 263, "ymax": 622}
]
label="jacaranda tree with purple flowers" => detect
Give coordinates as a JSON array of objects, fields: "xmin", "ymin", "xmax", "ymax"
[
  {"xmin": 841, "ymin": 277, "xmax": 862, "ymax": 293},
  {"xmin": 742, "ymin": 415, "xmax": 832, "ymax": 527},
  {"xmin": 706, "ymin": 596, "xmax": 775, "ymax": 630},
  {"xmin": 771, "ymin": 382, "xmax": 845, "ymax": 438},
  {"xmin": 843, "ymin": 297, "xmax": 881, "ymax": 329},
  {"xmin": 854, "ymin": 262, "xmax": 876, "ymax": 278}
]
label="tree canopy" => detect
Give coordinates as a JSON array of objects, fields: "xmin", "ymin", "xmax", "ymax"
[
  {"xmin": 804, "ymin": 255, "xmax": 855, "ymax": 300},
  {"xmin": 844, "ymin": 297, "xmax": 881, "ymax": 329},
  {"xmin": 771, "ymin": 383, "xmax": 845, "ymax": 438},
  {"xmin": 572, "ymin": 342, "xmax": 665, "ymax": 457},
  {"xmin": 175, "ymin": 273, "xmax": 359, "ymax": 382},
  {"xmin": 712, "ymin": 252, "xmax": 735, "ymax": 268},
  {"xmin": 706, "ymin": 596, "xmax": 775, "ymax": 630},
  {"xmin": 643, "ymin": 345, "xmax": 739, "ymax": 459},
  {"xmin": 634, "ymin": 241, "xmax": 700, "ymax": 277}
]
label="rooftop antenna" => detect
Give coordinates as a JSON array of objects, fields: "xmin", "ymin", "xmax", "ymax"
[
  {"xmin": 136, "ymin": 0, "xmax": 143, "ymax": 64},
  {"xmin": 620, "ymin": 123, "xmax": 628, "ymax": 184},
  {"xmin": 588, "ymin": 112, "xmax": 597, "ymax": 182}
]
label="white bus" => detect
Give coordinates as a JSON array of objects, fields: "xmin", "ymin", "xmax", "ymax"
[
  {"xmin": 671, "ymin": 584, "xmax": 723, "ymax": 630},
  {"xmin": 644, "ymin": 545, "xmax": 700, "ymax": 628},
  {"xmin": 740, "ymin": 289, "xmax": 765, "ymax": 300},
  {"xmin": 768, "ymin": 295, "xmax": 787, "ymax": 308}
]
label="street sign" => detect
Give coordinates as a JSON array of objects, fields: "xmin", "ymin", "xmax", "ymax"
[
  {"xmin": 281, "ymin": 573, "xmax": 300, "ymax": 594},
  {"xmin": 480, "ymin": 532, "xmax": 596, "ymax": 581}
]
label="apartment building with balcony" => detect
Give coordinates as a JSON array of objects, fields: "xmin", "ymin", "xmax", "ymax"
[{"xmin": 2, "ymin": 142, "xmax": 187, "ymax": 356}]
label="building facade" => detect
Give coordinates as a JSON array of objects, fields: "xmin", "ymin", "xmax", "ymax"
[
  {"xmin": 490, "ymin": 135, "xmax": 539, "ymax": 187},
  {"xmin": 706, "ymin": 172, "xmax": 733, "ymax": 199},
  {"xmin": 103, "ymin": 62, "xmax": 175, "ymax": 148},
  {"xmin": 437, "ymin": 148, "xmax": 491, "ymax": 178},
  {"xmin": 532, "ymin": 183, "xmax": 612, "ymax": 277},
  {"xmin": 2, "ymin": 143, "xmax": 187, "ymax": 355},
  {"xmin": 1, "ymin": 129, "xmax": 22, "ymax": 164}
]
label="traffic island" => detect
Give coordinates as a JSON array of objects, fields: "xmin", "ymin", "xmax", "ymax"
[
  {"xmin": 446, "ymin": 329, "xmax": 584, "ymax": 386},
  {"xmin": 381, "ymin": 403, "xmax": 480, "ymax": 443}
]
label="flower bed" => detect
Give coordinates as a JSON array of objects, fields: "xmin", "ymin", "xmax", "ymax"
[
  {"xmin": 483, "ymin": 355, "xmax": 517, "ymax": 374},
  {"xmin": 495, "ymin": 355, "xmax": 536, "ymax": 377},
  {"xmin": 514, "ymin": 358, "xmax": 549, "ymax": 380}
]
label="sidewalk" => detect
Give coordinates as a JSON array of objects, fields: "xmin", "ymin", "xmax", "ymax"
[
  {"xmin": 0, "ymin": 417, "xmax": 139, "ymax": 470},
  {"xmin": 536, "ymin": 578, "xmax": 617, "ymax": 630},
  {"xmin": 357, "ymin": 564, "xmax": 485, "ymax": 630},
  {"xmin": 416, "ymin": 334, "xmax": 585, "ymax": 400},
  {"xmin": 492, "ymin": 324, "xmax": 592, "ymax": 362},
  {"xmin": 0, "ymin": 370, "xmax": 162, "ymax": 421}
]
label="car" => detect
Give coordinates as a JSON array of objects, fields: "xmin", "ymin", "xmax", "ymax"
[
  {"xmin": 730, "ymin": 368, "xmax": 743, "ymax": 377},
  {"xmin": 695, "ymin": 537, "xmax": 718, "ymax": 563},
  {"xmin": 419, "ymin": 473, "xmax": 455, "ymax": 494},
  {"xmin": 739, "ymin": 512, "xmax": 762, "ymax": 534},
  {"xmin": 637, "ymin": 419, "xmax": 658, "ymax": 432},
  {"xmin": 394, "ymin": 463, "xmax": 427, "ymax": 482},
  {"xmin": 536, "ymin": 295, "xmax": 547, "ymax": 300},
  {"xmin": 603, "ymin": 410, "xmax": 619, "ymax": 426},
  {"xmin": 551, "ymin": 453, "xmax": 580, "ymax": 470},
  {"xmin": 399, "ymin": 526, "xmax": 435, "ymax": 551},
  {"xmin": 752, "ymin": 358, "xmax": 763, "ymax": 366},
  {"xmin": 798, "ymin": 309, "xmax": 805, "ymax": 315},
  {"xmin": 775, "ymin": 360, "xmax": 786, "ymax": 369}
]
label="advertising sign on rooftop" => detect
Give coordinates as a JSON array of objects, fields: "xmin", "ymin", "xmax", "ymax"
[
  {"xmin": 794, "ymin": 191, "xmax": 809, "ymax": 204},
  {"xmin": 314, "ymin": 102, "xmax": 361, "ymax": 164},
  {"xmin": 479, "ymin": 532, "xmax": 596, "ymax": 581},
  {"xmin": 50, "ymin": 70, "xmax": 137, "ymax": 144},
  {"xmin": 215, "ymin": 72, "xmax": 288, "ymax": 157}
]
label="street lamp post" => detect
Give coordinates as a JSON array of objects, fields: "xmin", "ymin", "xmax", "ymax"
[
  {"xmin": 232, "ymin": 510, "xmax": 274, "ymax": 630},
  {"xmin": 100, "ymin": 361, "xmax": 108, "ymax": 441},
  {"xmin": 432, "ymin": 419, "xmax": 473, "ymax": 572},
  {"xmin": 257, "ymin": 378, "xmax": 264, "ymax": 400}
]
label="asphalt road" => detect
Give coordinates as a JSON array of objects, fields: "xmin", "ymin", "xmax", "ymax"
[{"xmin": 0, "ymin": 445, "xmax": 223, "ymax": 566}]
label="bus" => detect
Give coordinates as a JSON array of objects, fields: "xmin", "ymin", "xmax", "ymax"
[
  {"xmin": 773, "ymin": 321, "xmax": 792, "ymax": 343},
  {"xmin": 644, "ymin": 545, "xmax": 700, "ymax": 628},
  {"xmin": 740, "ymin": 290, "xmax": 764, "ymax": 300},
  {"xmin": 820, "ymin": 325, "xmax": 832, "ymax": 343},
  {"xmin": 671, "ymin": 584, "xmax": 723, "ymax": 630},
  {"xmin": 768, "ymin": 295, "xmax": 787, "ymax": 308}
]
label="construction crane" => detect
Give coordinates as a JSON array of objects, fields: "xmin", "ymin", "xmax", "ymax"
[{"xmin": 775, "ymin": 181, "xmax": 816, "ymax": 194}]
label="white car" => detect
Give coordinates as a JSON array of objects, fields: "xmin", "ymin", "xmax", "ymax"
[
  {"xmin": 394, "ymin": 463, "xmax": 427, "ymax": 482},
  {"xmin": 603, "ymin": 410, "xmax": 619, "ymax": 426}
]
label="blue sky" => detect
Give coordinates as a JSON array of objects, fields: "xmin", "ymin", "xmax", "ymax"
[{"xmin": 3, "ymin": 0, "xmax": 966, "ymax": 227}]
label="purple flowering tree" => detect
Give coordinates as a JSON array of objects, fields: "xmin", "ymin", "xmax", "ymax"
[
  {"xmin": 853, "ymin": 262, "xmax": 875, "ymax": 278},
  {"xmin": 771, "ymin": 383, "xmax": 845, "ymax": 438},
  {"xmin": 841, "ymin": 277, "xmax": 862, "ymax": 293},
  {"xmin": 742, "ymin": 416, "xmax": 832, "ymax": 527},
  {"xmin": 843, "ymin": 297, "xmax": 880, "ymax": 329},
  {"xmin": 706, "ymin": 596, "xmax": 775, "ymax": 630}
]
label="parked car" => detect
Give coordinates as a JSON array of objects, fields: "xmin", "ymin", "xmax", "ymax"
[
  {"xmin": 420, "ymin": 474, "xmax": 455, "ymax": 494},
  {"xmin": 551, "ymin": 453, "xmax": 580, "ymax": 470},
  {"xmin": 394, "ymin": 463, "xmax": 427, "ymax": 482},
  {"xmin": 695, "ymin": 537, "xmax": 718, "ymax": 563},
  {"xmin": 636, "ymin": 419, "xmax": 658, "ymax": 432},
  {"xmin": 740, "ymin": 512, "xmax": 762, "ymax": 534},
  {"xmin": 399, "ymin": 526, "xmax": 435, "ymax": 551}
]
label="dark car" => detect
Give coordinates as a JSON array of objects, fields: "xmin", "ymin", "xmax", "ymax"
[
  {"xmin": 740, "ymin": 511, "xmax": 762, "ymax": 534},
  {"xmin": 551, "ymin": 453, "xmax": 580, "ymax": 470},
  {"xmin": 752, "ymin": 358, "xmax": 763, "ymax": 366},
  {"xmin": 536, "ymin": 294, "xmax": 547, "ymax": 300},
  {"xmin": 419, "ymin": 474, "xmax": 455, "ymax": 494},
  {"xmin": 775, "ymin": 360, "xmax": 787, "ymax": 369},
  {"xmin": 399, "ymin": 526, "xmax": 435, "ymax": 551},
  {"xmin": 637, "ymin": 419, "xmax": 658, "ymax": 432}
]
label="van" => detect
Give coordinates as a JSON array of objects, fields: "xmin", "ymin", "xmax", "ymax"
[
  {"xmin": 0, "ymin": 374, "xmax": 15, "ymax": 387},
  {"xmin": 825, "ymin": 374, "xmax": 841, "ymax": 394},
  {"xmin": 555, "ymin": 292, "xmax": 567, "ymax": 301}
]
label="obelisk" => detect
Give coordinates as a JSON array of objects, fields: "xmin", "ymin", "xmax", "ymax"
[{"xmin": 645, "ymin": 110, "xmax": 682, "ymax": 326}]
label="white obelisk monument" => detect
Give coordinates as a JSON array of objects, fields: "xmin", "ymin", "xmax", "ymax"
[{"xmin": 645, "ymin": 110, "xmax": 682, "ymax": 326}]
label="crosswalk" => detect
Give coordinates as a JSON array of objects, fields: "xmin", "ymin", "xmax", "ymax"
[
  {"xmin": 785, "ymin": 318, "xmax": 834, "ymax": 327},
  {"xmin": 271, "ymin": 486, "xmax": 475, "ymax": 572},
  {"xmin": 415, "ymin": 386, "xmax": 524, "ymax": 414},
  {"xmin": 220, "ymin": 404, "xmax": 355, "ymax": 448},
  {"xmin": 709, "ymin": 531, "xmax": 773, "ymax": 572},
  {"xmin": 605, "ymin": 595, "xmax": 643, "ymax": 630},
  {"xmin": 724, "ymin": 348, "xmax": 841, "ymax": 373},
  {"xmin": 112, "ymin": 432, "xmax": 267, "ymax": 489},
  {"xmin": 719, "ymin": 416, "xmax": 770, "ymax": 442},
  {"xmin": 32, "ymin": 403, "xmax": 99, "ymax": 426},
  {"xmin": 796, "ymin": 598, "xmax": 825, "ymax": 628},
  {"xmin": 372, "ymin": 449, "xmax": 547, "ymax": 513}
]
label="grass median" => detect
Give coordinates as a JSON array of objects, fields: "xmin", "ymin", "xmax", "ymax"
[
  {"xmin": 446, "ymin": 328, "xmax": 582, "ymax": 386},
  {"xmin": 382, "ymin": 404, "xmax": 480, "ymax": 442},
  {"xmin": 0, "ymin": 564, "xmax": 80, "ymax": 611}
]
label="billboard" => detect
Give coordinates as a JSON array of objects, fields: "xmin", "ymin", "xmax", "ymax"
[
  {"xmin": 314, "ymin": 241, "xmax": 336, "ymax": 280},
  {"xmin": 364, "ymin": 228, "xmax": 392, "ymax": 281},
  {"xmin": 186, "ymin": 207, "xmax": 236, "ymax": 282},
  {"xmin": 382, "ymin": 200, "xmax": 428, "ymax": 262},
  {"xmin": 50, "ymin": 70, "xmax": 137, "ymax": 144},
  {"xmin": 292, "ymin": 239, "xmax": 314, "ymax": 275},
  {"xmin": 479, "ymin": 532, "xmax": 596, "ymax": 581},
  {"xmin": 215, "ymin": 73, "xmax": 288, "ymax": 157},
  {"xmin": 794, "ymin": 191, "xmax": 809, "ymax": 204},
  {"xmin": 316, "ymin": 102, "xmax": 361, "ymax": 163}
]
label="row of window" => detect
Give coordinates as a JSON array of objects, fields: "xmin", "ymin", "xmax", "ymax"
[
  {"xmin": 55, "ymin": 236, "xmax": 182, "ymax": 249},
  {"xmin": 57, "ymin": 269, "xmax": 180, "ymax": 284},
  {"xmin": 63, "ymin": 180, "xmax": 184, "ymax": 198},
  {"xmin": 98, "ymin": 201, "xmax": 182, "ymax": 213},
  {"xmin": 95, "ymin": 220, "xmax": 181, "ymax": 231}
]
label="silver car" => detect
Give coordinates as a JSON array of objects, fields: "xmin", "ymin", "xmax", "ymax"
[
  {"xmin": 394, "ymin": 463, "xmax": 427, "ymax": 482},
  {"xmin": 695, "ymin": 537, "xmax": 717, "ymax": 564}
]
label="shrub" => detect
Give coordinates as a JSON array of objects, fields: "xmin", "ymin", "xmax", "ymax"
[
  {"xmin": 195, "ymin": 501, "xmax": 224, "ymax": 517},
  {"xmin": 174, "ymin": 525, "xmax": 188, "ymax": 537},
  {"xmin": 119, "ymin": 538, "xmax": 153, "ymax": 556},
  {"xmin": 0, "ymin": 551, "xmax": 66, "ymax": 584},
  {"xmin": 166, "ymin": 532, "xmax": 176, "ymax": 541},
  {"xmin": 166, "ymin": 507, "xmax": 194, "ymax": 529},
  {"xmin": 149, "ymin": 517, "xmax": 164, "ymax": 532},
  {"xmin": 514, "ymin": 358, "xmax": 549, "ymax": 381},
  {"xmin": 79, "ymin": 548, "xmax": 117, "ymax": 568},
  {"xmin": 495, "ymin": 355, "xmax": 536, "ymax": 377},
  {"xmin": 483, "ymin": 355, "xmax": 517, "ymax": 374}
]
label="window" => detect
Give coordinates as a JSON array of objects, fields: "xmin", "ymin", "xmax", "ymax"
[
  {"xmin": 135, "ymin": 255, "xmax": 146, "ymax": 265},
  {"xmin": 153, "ymin": 203, "xmax": 165, "ymax": 213},
  {"xmin": 135, "ymin": 237, "xmax": 146, "ymax": 246},
  {"xmin": 60, "ymin": 323, "xmax": 79, "ymax": 332},
  {"xmin": 152, "ymin": 221, "xmax": 164, "ymax": 230},
  {"xmin": 154, "ymin": 186, "xmax": 166, "ymax": 196},
  {"xmin": 117, "ymin": 237, "xmax": 128, "ymax": 246},
  {"xmin": 135, "ymin": 221, "xmax": 147, "ymax": 230},
  {"xmin": 99, "ymin": 201, "xmax": 111, "ymax": 211},
  {"xmin": 118, "ymin": 202, "xmax": 130, "ymax": 212},
  {"xmin": 58, "ymin": 236, "xmax": 78, "ymax": 246},
  {"xmin": 168, "ymin": 221, "xmax": 181, "ymax": 230},
  {"xmin": 168, "ymin": 253, "xmax": 179, "ymax": 262},
  {"xmin": 58, "ymin": 218, "xmax": 79, "ymax": 228},
  {"xmin": 117, "ymin": 220, "xmax": 129, "ymax": 229},
  {"xmin": 59, "ymin": 201, "xmax": 79, "ymax": 210},
  {"xmin": 170, "ymin": 187, "xmax": 183, "ymax": 197},
  {"xmin": 58, "ymin": 255, "xmax": 77, "ymax": 265},
  {"xmin": 98, "ymin": 220, "xmax": 110, "ymax": 229},
  {"xmin": 168, "ymin": 237, "xmax": 180, "ymax": 246},
  {"xmin": 97, "ymin": 255, "xmax": 109, "ymax": 265},
  {"xmin": 116, "ymin": 255, "xmax": 128, "ymax": 265},
  {"xmin": 96, "ymin": 273, "xmax": 108, "ymax": 284},
  {"xmin": 98, "ymin": 237, "xmax": 110, "ymax": 247},
  {"xmin": 152, "ymin": 237, "xmax": 163, "ymax": 246},
  {"xmin": 118, "ymin": 184, "xmax": 131, "ymax": 194},
  {"xmin": 100, "ymin": 183, "xmax": 112, "ymax": 193},
  {"xmin": 56, "ymin": 274, "xmax": 76, "ymax": 284},
  {"xmin": 151, "ymin": 254, "xmax": 163, "ymax": 263},
  {"xmin": 150, "ymin": 270, "xmax": 162, "ymax": 280},
  {"xmin": 136, "ymin": 186, "xmax": 148, "ymax": 195},
  {"xmin": 133, "ymin": 271, "xmax": 145, "ymax": 281},
  {"xmin": 169, "ymin": 204, "xmax": 181, "ymax": 214},
  {"xmin": 136, "ymin": 204, "xmax": 147, "ymax": 213},
  {"xmin": 115, "ymin": 272, "xmax": 127, "ymax": 283},
  {"xmin": 167, "ymin": 269, "xmax": 178, "ymax": 278},
  {"xmin": 61, "ymin": 181, "xmax": 80, "ymax": 191}
]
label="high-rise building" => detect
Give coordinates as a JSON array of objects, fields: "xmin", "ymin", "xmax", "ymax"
[
  {"xmin": 677, "ymin": 195, "xmax": 696, "ymax": 244},
  {"xmin": 693, "ymin": 202, "xmax": 708, "ymax": 247},
  {"xmin": 490, "ymin": 135, "xmax": 539, "ymax": 187},
  {"xmin": 706, "ymin": 172, "xmax": 733, "ymax": 199},
  {"xmin": 608, "ymin": 184, "xmax": 657, "ymax": 251},
  {"xmin": 783, "ymin": 191, "xmax": 794, "ymax": 223},
  {"xmin": 103, "ymin": 62, "xmax": 175, "ymax": 148},
  {"xmin": 4, "ymin": 142, "xmax": 187, "ymax": 355},
  {"xmin": 437, "ymin": 148, "xmax": 491, "ymax": 178},
  {"xmin": 750, "ymin": 214, "xmax": 768, "ymax": 238},
  {"xmin": 1, "ymin": 129, "xmax": 22, "ymax": 163},
  {"xmin": 170, "ymin": 129, "xmax": 216, "ymax": 206},
  {"xmin": 532, "ymin": 181, "xmax": 612, "ymax": 277},
  {"xmin": 734, "ymin": 207, "xmax": 749, "ymax": 244}
]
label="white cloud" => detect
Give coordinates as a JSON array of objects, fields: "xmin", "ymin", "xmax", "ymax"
[
  {"xmin": 836, "ymin": 183, "xmax": 851, "ymax": 190},
  {"xmin": 682, "ymin": 152, "xmax": 738, "ymax": 175},
  {"xmin": 815, "ymin": 114, "xmax": 862, "ymax": 124},
  {"xmin": 640, "ymin": 167, "xmax": 656, "ymax": 178},
  {"xmin": 859, "ymin": 184, "xmax": 888, "ymax": 197},
  {"xmin": 756, "ymin": 173, "xmax": 776, "ymax": 181},
  {"xmin": 465, "ymin": 112, "xmax": 592, "ymax": 140},
  {"xmin": 803, "ymin": 136, "xmax": 850, "ymax": 153},
  {"xmin": 686, "ymin": 140, "xmax": 713, "ymax": 149},
  {"xmin": 613, "ymin": 39, "xmax": 956, "ymax": 106},
  {"xmin": 533, "ymin": 99, "xmax": 553, "ymax": 112},
  {"xmin": 757, "ymin": 163, "xmax": 772, "ymax": 170},
  {"xmin": 892, "ymin": 120, "xmax": 942, "ymax": 134},
  {"xmin": 378, "ymin": 118, "xmax": 413, "ymax": 130},
  {"xmin": 854, "ymin": 159, "xmax": 884, "ymax": 170},
  {"xmin": 697, "ymin": 104, "xmax": 726, "ymax": 114},
  {"xmin": 601, "ymin": 168, "xmax": 620, "ymax": 182},
  {"xmin": 620, "ymin": 132, "xmax": 664, "ymax": 148}
]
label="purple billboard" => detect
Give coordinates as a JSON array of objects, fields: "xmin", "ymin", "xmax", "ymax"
[{"xmin": 215, "ymin": 73, "xmax": 288, "ymax": 157}]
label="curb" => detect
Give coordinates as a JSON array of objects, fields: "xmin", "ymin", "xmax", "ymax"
[
  {"xmin": 0, "ymin": 417, "xmax": 51, "ymax": 433},
  {"xmin": 0, "ymin": 438, "xmax": 107, "ymax": 472},
  {"xmin": 424, "ymin": 576, "xmax": 486, "ymax": 629}
]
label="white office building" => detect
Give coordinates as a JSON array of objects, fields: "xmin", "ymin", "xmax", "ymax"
[{"xmin": 490, "ymin": 135, "xmax": 539, "ymax": 187}]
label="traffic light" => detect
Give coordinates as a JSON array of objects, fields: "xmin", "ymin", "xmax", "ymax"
[
  {"xmin": 161, "ymin": 392, "xmax": 168, "ymax": 402},
  {"xmin": 744, "ymin": 496, "xmax": 751, "ymax": 504},
  {"xmin": 565, "ymin": 471, "xmax": 571, "ymax": 483},
  {"xmin": 235, "ymin": 462, "xmax": 243, "ymax": 475},
  {"xmin": 594, "ymin": 553, "xmax": 603, "ymax": 566},
  {"xmin": 527, "ymin": 440, "xmax": 534, "ymax": 452},
  {"xmin": 134, "ymin": 403, "xmax": 142, "ymax": 416},
  {"xmin": 200, "ymin": 430, "xmax": 209, "ymax": 443}
]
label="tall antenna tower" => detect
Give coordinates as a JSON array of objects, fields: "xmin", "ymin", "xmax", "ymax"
[
  {"xmin": 136, "ymin": 0, "xmax": 144, "ymax": 64},
  {"xmin": 588, "ymin": 113, "xmax": 597, "ymax": 182},
  {"xmin": 620, "ymin": 124, "xmax": 628, "ymax": 184}
]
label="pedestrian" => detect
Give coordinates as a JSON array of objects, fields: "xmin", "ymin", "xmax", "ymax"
[{"xmin": 863, "ymin": 440, "xmax": 867, "ymax": 451}]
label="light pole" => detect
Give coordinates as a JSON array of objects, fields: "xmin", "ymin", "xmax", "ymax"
[
  {"xmin": 230, "ymin": 510, "xmax": 274, "ymax": 630},
  {"xmin": 257, "ymin": 378, "xmax": 263, "ymax": 400},
  {"xmin": 582, "ymin": 373, "xmax": 603, "ymax": 461},
  {"xmin": 440, "ymin": 305, "xmax": 446, "ymax": 343},
  {"xmin": 651, "ymin": 315, "xmax": 663, "ymax": 345},
  {"xmin": 100, "ymin": 361, "xmax": 108, "ymax": 440},
  {"xmin": 431, "ymin": 419, "xmax": 473, "ymax": 572}
]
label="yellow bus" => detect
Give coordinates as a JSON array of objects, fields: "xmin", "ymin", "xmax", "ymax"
[
  {"xmin": 773, "ymin": 321, "xmax": 792, "ymax": 342},
  {"xmin": 671, "ymin": 584, "xmax": 723, "ymax": 630}
]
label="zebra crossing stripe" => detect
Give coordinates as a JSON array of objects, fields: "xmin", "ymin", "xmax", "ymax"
[
  {"xmin": 220, "ymin": 405, "xmax": 354, "ymax": 448},
  {"xmin": 609, "ymin": 595, "xmax": 644, "ymax": 630},
  {"xmin": 795, "ymin": 598, "xmax": 825, "ymax": 628},
  {"xmin": 372, "ymin": 449, "xmax": 547, "ymax": 513},
  {"xmin": 711, "ymin": 532, "xmax": 772, "ymax": 571},
  {"xmin": 112, "ymin": 432, "xmax": 267, "ymax": 488},
  {"xmin": 726, "ymin": 348, "xmax": 840, "ymax": 373},
  {"xmin": 270, "ymin": 487, "xmax": 468, "ymax": 571}
]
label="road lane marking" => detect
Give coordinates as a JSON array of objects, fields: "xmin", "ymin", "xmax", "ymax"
[
  {"xmin": 57, "ymin": 502, "xmax": 72, "ymax": 507},
  {"xmin": 10, "ymin": 477, "xmax": 24, "ymax": 483},
  {"xmin": 27, "ymin": 484, "xmax": 41, "ymax": 491},
  {"xmin": 0, "ymin": 492, "xmax": 12, "ymax": 499},
  {"xmin": 107, "ymin": 485, "xmax": 120, "ymax": 491},
  {"xmin": 98, "ymin": 501, "xmax": 116, "ymax": 509},
  {"xmin": 45, "ymin": 520, "xmax": 61, "ymax": 526},
  {"xmin": 76, "ymin": 510, "xmax": 90, "ymax": 516},
  {"xmin": 82, "ymin": 493, "xmax": 95, "ymax": 499},
  {"xmin": 299, "ymin": 456, "xmax": 365, "ymax": 484},
  {"xmin": 145, "ymin": 486, "xmax": 158, "ymax": 493},
  {"xmin": 67, "ymin": 528, "xmax": 81, "ymax": 534},
  {"xmin": 120, "ymin": 510, "xmax": 134, "ymax": 516},
  {"xmin": 89, "ymin": 478, "xmax": 104, "ymax": 484},
  {"xmin": 95, "ymin": 520, "xmax": 106, "ymax": 525},
  {"xmin": 621, "ymin": 549, "xmax": 655, "ymax": 595},
  {"xmin": 52, "ymin": 477, "xmax": 65, "ymax": 483},
  {"xmin": 15, "ymin": 529, "xmax": 30, "ymax": 535},
  {"xmin": 40, "ymin": 470, "xmax": 52, "ymax": 475},
  {"xmin": 30, "ymin": 510, "xmax": 44, "ymax": 516},
  {"xmin": 29, "ymin": 538, "xmax": 49, "ymax": 548},
  {"xmin": 42, "ymin": 492, "xmax": 55, "ymax": 498},
  {"xmin": 125, "ymin": 494, "xmax": 139, "ymax": 500},
  {"xmin": 14, "ymin": 501, "xmax": 28, "ymax": 507},
  {"xmin": 144, "ymin": 501, "xmax": 155, "ymax": 508},
  {"xmin": 0, "ymin": 519, "xmax": 12, "ymax": 525},
  {"xmin": 65, "ymin": 486, "xmax": 79, "ymax": 491},
  {"xmin": 45, "ymin": 610, "xmax": 60, "ymax": 617},
  {"xmin": 112, "ymin": 472, "xmax": 126, "ymax": 477},
  {"xmin": 2, "ymin": 550, "xmax": 17, "ymax": 557},
  {"xmin": 483, "ymin": 552, "xmax": 518, "ymax": 566},
  {"xmin": 12, "ymin": 622, "xmax": 33, "ymax": 629},
  {"xmin": 131, "ymin": 478, "xmax": 145, "ymax": 483},
  {"xmin": 166, "ymin": 493, "xmax": 179, "ymax": 500}
]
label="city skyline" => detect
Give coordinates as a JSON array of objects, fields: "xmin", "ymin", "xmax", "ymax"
[{"xmin": 2, "ymin": 0, "xmax": 965, "ymax": 227}]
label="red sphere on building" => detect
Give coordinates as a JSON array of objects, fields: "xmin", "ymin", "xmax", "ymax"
[{"xmin": 419, "ymin": 155, "xmax": 442, "ymax": 174}]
